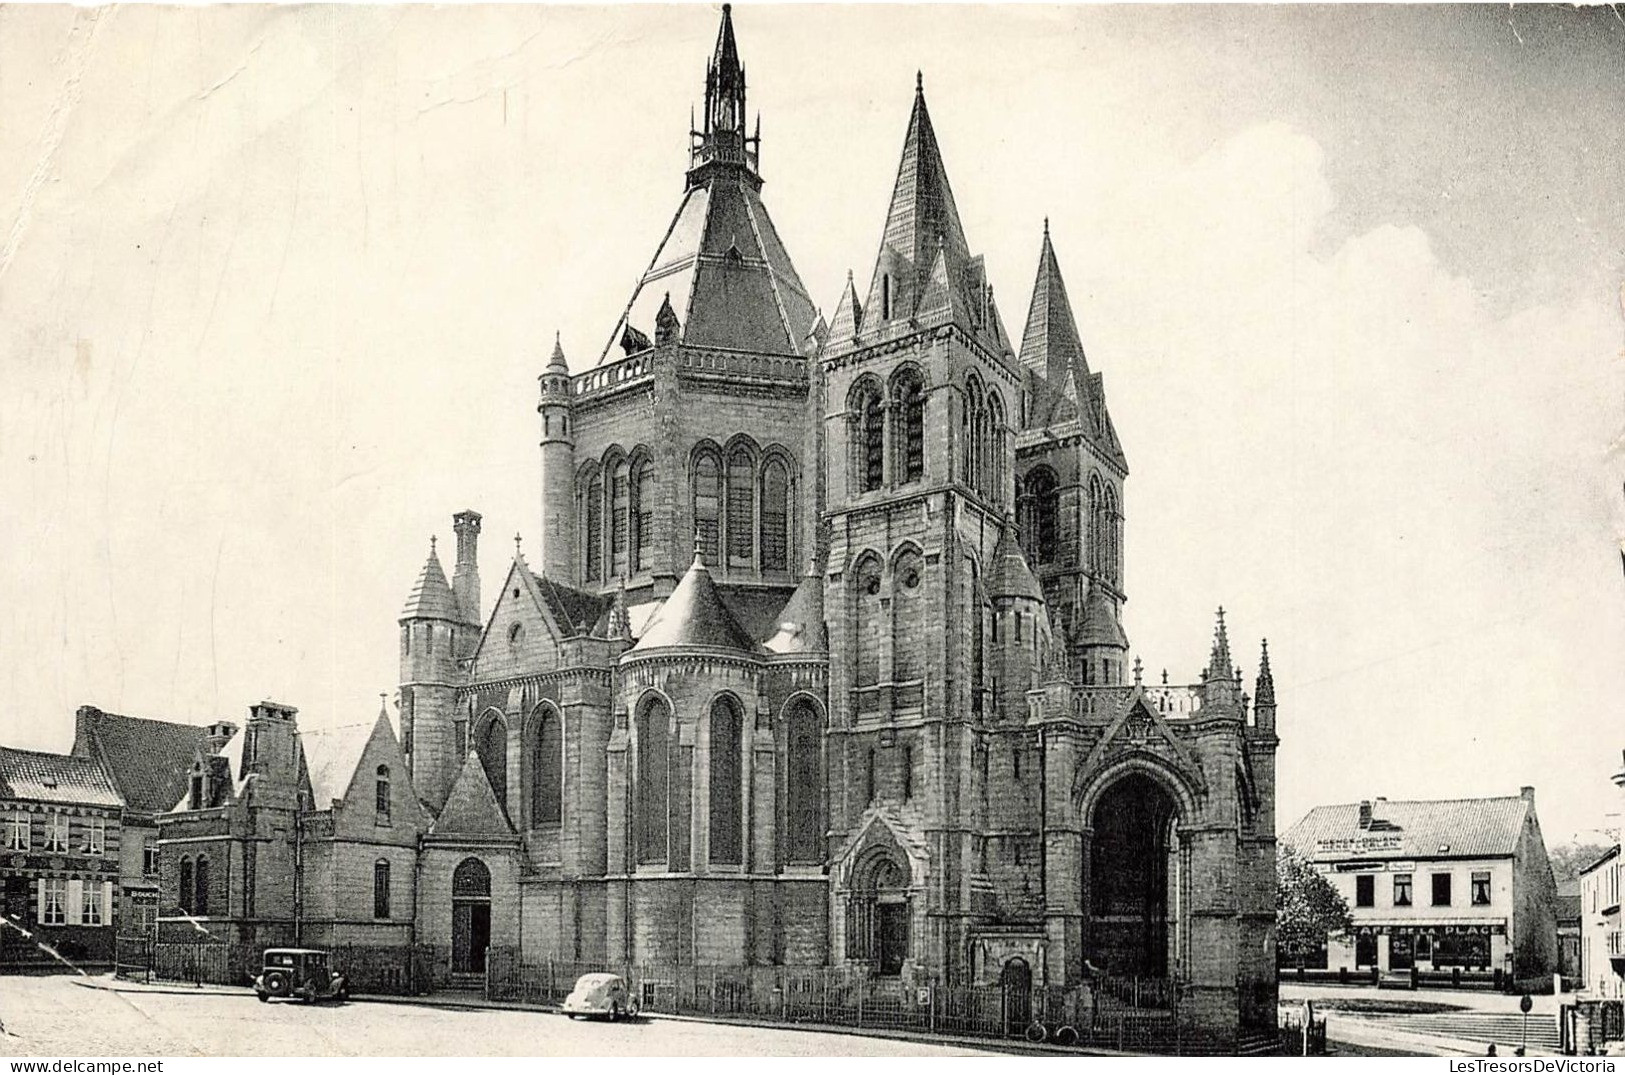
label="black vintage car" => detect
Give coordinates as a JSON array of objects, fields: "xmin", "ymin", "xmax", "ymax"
[{"xmin": 254, "ymin": 948, "xmax": 349, "ymax": 1004}]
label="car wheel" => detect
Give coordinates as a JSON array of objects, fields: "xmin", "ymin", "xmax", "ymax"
[
  {"xmin": 262, "ymin": 969, "xmax": 291, "ymax": 998},
  {"xmin": 612, "ymin": 1003, "xmax": 624, "ymax": 1022}
]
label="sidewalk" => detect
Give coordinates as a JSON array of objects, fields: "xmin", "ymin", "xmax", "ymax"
[{"xmin": 72, "ymin": 975, "xmax": 1117, "ymax": 1057}]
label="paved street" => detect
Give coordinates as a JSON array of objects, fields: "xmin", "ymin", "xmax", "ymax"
[{"xmin": 0, "ymin": 975, "xmax": 1003, "ymax": 1057}]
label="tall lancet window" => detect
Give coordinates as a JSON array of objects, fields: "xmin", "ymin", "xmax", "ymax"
[
  {"xmin": 785, "ymin": 702, "xmax": 824, "ymax": 865},
  {"xmin": 1026, "ymin": 467, "xmax": 1060, "ymax": 565},
  {"xmin": 727, "ymin": 446, "xmax": 755, "ymax": 568},
  {"xmin": 853, "ymin": 555, "xmax": 884, "ymax": 688},
  {"xmin": 636, "ymin": 697, "xmax": 671, "ymax": 865},
  {"xmin": 610, "ymin": 457, "xmax": 630, "ymax": 577},
  {"xmin": 693, "ymin": 450, "xmax": 722, "ymax": 563},
  {"xmin": 632, "ymin": 456, "xmax": 655, "ymax": 574},
  {"xmin": 760, "ymin": 457, "xmax": 790, "ymax": 572},
  {"xmin": 531, "ymin": 705, "xmax": 562, "ymax": 826},
  {"xmin": 851, "ymin": 378, "xmax": 885, "ymax": 494},
  {"xmin": 584, "ymin": 470, "xmax": 604, "ymax": 581},
  {"xmin": 987, "ymin": 392, "xmax": 1006, "ymax": 504},
  {"xmin": 708, "ymin": 697, "xmax": 743, "ymax": 865},
  {"xmin": 892, "ymin": 367, "xmax": 925, "ymax": 485}
]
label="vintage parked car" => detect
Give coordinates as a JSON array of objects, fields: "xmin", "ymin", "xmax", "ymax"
[
  {"xmin": 560, "ymin": 973, "xmax": 639, "ymax": 1021},
  {"xmin": 253, "ymin": 948, "xmax": 349, "ymax": 1004}
]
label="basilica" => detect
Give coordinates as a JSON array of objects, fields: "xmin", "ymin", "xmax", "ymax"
[{"xmin": 154, "ymin": 5, "xmax": 1279, "ymax": 1044}]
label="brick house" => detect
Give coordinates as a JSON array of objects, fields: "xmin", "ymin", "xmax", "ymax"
[{"xmin": 0, "ymin": 746, "xmax": 122, "ymax": 969}]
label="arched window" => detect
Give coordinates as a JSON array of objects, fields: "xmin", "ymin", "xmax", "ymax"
[
  {"xmin": 476, "ymin": 713, "xmax": 508, "ymax": 811},
  {"xmin": 850, "ymin": 379, "xmax": 885, "ymax": 494},
  {"xmin": 373, "ymin": 859, "xmax": 391, "ymax": 919},
  {"xmin": 632, "ymin": 456, "xmax": 655, "ymax": 573},
  {"xmin": 583, "ymin": 469, "xmax": 604, "ymax": 581},
  {"xmin": 1088, "ymin": 474, "xmax": 1107, "ymax": 577},
  {"xmin": 610, "ymin": 456, "xmax": 630, "ymax": 577},
  {"xmin": 892, "ymin": 548, "xmax": 924, "ymax": 681},
  {"xmin": 987, "ymin": 392, "xmax": 1006, "ymax": 503},
  {"xmin": 375, "ymin": 765, "xmax": 390, "ymax": 824},
  {"xmin": 759, "ymin": 457, "xmax": 790, "ymax": 572},
  {"xmin": 963, "ymin": 378, "xmax": 983, "ymax": 491},
  {"xmin": 178, "ymin": 857, "xmax": 194, "ymax": 914},
  {"xmin": 194, "ymin": 855, "xmax": 210, "ymax": 916},
  {"xmin": 636, "ymin": 697, "xmax": 671, "ymax": 865},
  {"xmin": 1104, "ymin": 484, "xmax": 1121, "ymax": 586},
  {"xmin": 692, "ymin": 450, "xmax": 722, "ymax": 563},
  {"xmin": 853, "ymin": 555, "xmax": 883, "ymax": 688},
  {"xmin": 531, "ymin": 706, "xmax": 562, "ymax": 826},
  {"xmin": 865, "ymin": 748, "xmax": 877, "ymax": 803},
  {"xmin": 892, "ymin": 368, "xmax": 925, "ymax": 484},
  {"xmin": 902, "ymin": 744, "xmax": 914, "ymax": 801},
  {"xmin": 969, "ymin": 558, "xmax": 986, "ymax": 713},
  {"xmin": 881, "ymin": 274, "xmax": 892, "ymax": 321},
  {"xmin": 708, "ymin": 698, "xmax": 743, "ymax": 865},
  {"xmin": 786, "ymin": 702, "xmax": 823, "ymax": 864},
  {"xmin": 726, "ymin": 446, "xmax": 755, "ymax": 567},
  {"xmin": 1026, "ymin": 467, "xmax": 1059, "ymax": 565},
  {"xmin": 452, "ymin": 857, "xmax": 491, "ymax": 897}
]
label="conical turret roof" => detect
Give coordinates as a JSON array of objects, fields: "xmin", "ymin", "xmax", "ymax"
[
  {"xmin": 764, "ymin": 557, "xmax": 827, "ymax": 654},
  {"xmin": 631, "ymin": 547, "xmax": 759, "ymax": 653},
  {"xmin": 431, "ymin": 751, "xmax": 513, "ymax": 835},
  {"xmin": 1078, "ymin": 577, "xmax": 1129, "ymax": 649},
  {"xmin": 989, "ymin": 525, "xmax": 1043, "ymax": 601},
  {"xmin": 1019, "ymin": 221, "xmax": 1091, "ymax": 392},
  {"xmin": 401, "ymin": 540, "xmax": 459, "ymax": 621}
]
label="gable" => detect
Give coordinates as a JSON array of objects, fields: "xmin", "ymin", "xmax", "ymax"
[
  {"xmin": 331, "ymin": 712, "xmax": 428, "ymax": 839},
  {"xmin": 470, "ymin": 561, "xmax": 567, "ymax": 680}
]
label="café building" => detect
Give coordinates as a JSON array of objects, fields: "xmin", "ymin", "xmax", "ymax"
[{"xmin": 1284, "ymin": 789, "xmax": 1559, "ymax": 982}]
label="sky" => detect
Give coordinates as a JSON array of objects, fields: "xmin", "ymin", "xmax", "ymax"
[{"xmin": 2, "ymin": 4, "xmax": 1623, "ymax": 848}]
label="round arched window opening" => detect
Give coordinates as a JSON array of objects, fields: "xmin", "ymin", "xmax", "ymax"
[
  {"xmin": 901, "ymin": 567, "xmax": 921, "ymax": 590},
  {"xmin": 864, "ymin": 575, "xmax": 881, "ymax": 596}
]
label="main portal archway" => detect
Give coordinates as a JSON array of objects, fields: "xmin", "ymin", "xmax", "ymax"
[
  {"xmin": 1087, "ymin": 772, "xmax": 1181, "ymax": 978},
  {"xmin": 451, "ymin": 857, "xmax": 492, "ymax": 974}
]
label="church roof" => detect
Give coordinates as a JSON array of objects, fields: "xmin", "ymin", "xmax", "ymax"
[
  {"xmin": 74, "ymin": 706, "xmax": 215, "ymax": 814},
  {"xmin": 631, "ymin": 549, "xmax": 760, "ymax": 654},
  {"xmin": 431, "ymin": 752, "xmax": 513, "ymax": 836},
  {"xmin": 988, "ymin": 527, "xmax": 1043, "ymax": 601},
  {"xmin": 401, "ymin": 542, "xmax": 459, "ymax": 622},
  {"xmin": 763, "ymin": 560, "xmax": 826, "ymax": 654},
  {"xmin": 1078, "ymin": 580, "xmax": 1129, "ymax": 649},
  {"xmin": 0, "ymin": 746, "xmax": 121, "ymax": 808},
  {"xmin": 526, "ymin": 569, "xmax": 612, "ymax": 638},
  {"xmin": 301, "ymin": 714, "xmax": 384, "ymax": 810},
  {"xmin": 858, "ymin": 78, "xmax": 1010, "ymax": 359},
  {"xmin": 598, "ymin": 9, "xmax": 818, "ymax": 364}
]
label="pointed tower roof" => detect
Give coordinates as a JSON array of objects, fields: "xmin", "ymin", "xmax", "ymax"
[
  {"xmin": 1205, "ymin": 607, "xmax": 1235, "ymax": 681},
  {"xmin": 826, "ymin": 270, "xmax": 864, "ymax": 344},
  {"xmin": 764, "ymin": 556, "xmax": 827, "ymax": 654},
  {"xmin": 860, "ymin": 76, "xmax": 1001, "ymax": 356},
  {"xmin": 1255, "ymin": 639, "xmax": 1275, "ymax": 707},
  {"xmin": 1019, "ymin": 220, "xmax": 1092, "ymax": 392},
  {"xmin": 431, "ymin": 751, "xmax": 513, "ymax": 835},
  {"xmin": 598, "ymin": 7, "xmax": 817, "ymax": 364},
  {"xmin": 989, "ymin": 525, "xmax": 1043, "ymax": 601},
  {"xmin": 546, "ymin": 332, "xmax": 569, "ymax": 373},
  {"xmin": 631, "ymin": 545, "xmax": 760, "ymax": 653},
  {"xmin": 1078, "ymin": 577, "xmax": 1130, "ymax": 649},
  {"xmin": 401, "ymin": 539, "xmax": 459, "ymax": 621}
]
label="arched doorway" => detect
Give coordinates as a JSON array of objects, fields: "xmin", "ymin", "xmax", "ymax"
[
  {"xmin": 1088, "ymin": 772, "xmax": 1180, "ymax": 978},
  {"xmin": 848, "ymin": 853, "xmax": 910, "ymax": 976},
  {"xmin": 1001, "ymin": 957, "xmax": 1033, "ymax": 1034},
  {"xmin": 451, "ymin": 858, "xmax": 492, "ymax": 974}
]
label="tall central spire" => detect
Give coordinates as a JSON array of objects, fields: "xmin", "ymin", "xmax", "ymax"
[{"xmin": 690, "ymin": 4, "xmax": 759, "ymax": 183}]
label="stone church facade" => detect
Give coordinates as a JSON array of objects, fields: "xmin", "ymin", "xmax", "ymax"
[{"xmin": 155, "ymin": 6, "xmax": 1278, "ymax": 1043}]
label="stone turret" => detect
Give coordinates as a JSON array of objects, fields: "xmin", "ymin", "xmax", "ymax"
[
  {"xmin": 538, "ymin": 335, "xmax": 576, "ymax": 584},
  {"xmin": 399, "ymin": 536, "xmax": 465, "ymax": 813}
]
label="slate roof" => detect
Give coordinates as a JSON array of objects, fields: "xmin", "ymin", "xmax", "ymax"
[
  {"xmin": 76, "ymin": 708, "xmax": 214, "ymax": 814},
  {"xmin": 1078, "ymin": 580, "xmax": 1129, "ymax": 649},
  {"xmin": 1285, "ymin": 795, "xmax": 1534, "ymax": 861},
  {"xmin": 1019, "ymin": 223, "xmax": 1091, "ymax": 395},
  {"xmin": 401, "ymin": 546, "xmax": 459, "ymax": 621},
  {"xmin": 763, "ymin": 563, "xmax": 826, "ymax": 655},
  {"xmin": 1556, "ymin": 880, "xmax": 1582, "ymax": 925},
  {"xmin": 528, "ymin": 570, "xmax": 612, "ymax": 638},
  {"xmin": 431, "ymin": 752, "xmax": 514, "ymax": 836},
  {"xmin": 988, "ymin": 526, "xmax": 1042, "ymax": 601},
  {"xmin": 0, "ymin": 747, "xmax": 122, "ymax": 808},
  {"xmin": 301, "ymin": 718, "xmax": 382, "ymax": 809},
  {"xmin": 631, "ymin": 552, "xmax": 759, "ymax": 653}
]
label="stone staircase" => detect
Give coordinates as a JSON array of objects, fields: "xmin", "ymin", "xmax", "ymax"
[
  {"xmin": 445, "ymin": 971, "xmax": 485, "ymax": 995},
  {"xmin": 1367, "ymin": 1012, "xmax": 1561, "ymax": 1053}
]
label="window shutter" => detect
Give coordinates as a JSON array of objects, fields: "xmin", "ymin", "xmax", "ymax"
[
  {"xmin": 35, "ymin": 880, "xmax": 45, "ymax": 924},
  {"xmin": 102, "ymin": 882, "xmax": 114, "ymax": 926},
  {"xmin": 67, "ymin": 879, "xmax": 83, "ymax": 925}
]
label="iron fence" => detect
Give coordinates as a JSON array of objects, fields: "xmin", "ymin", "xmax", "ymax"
[{"xmin": 483, "ymin": 950, "xmax": 1223, "ymax": 1053}]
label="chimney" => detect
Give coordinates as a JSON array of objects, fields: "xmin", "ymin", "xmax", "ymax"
[
  {"xmin": 1358, "ymin": 800, "xmax": 1372, "ymax": 829},
  {"xmin": 205, "ymin": 720, "xmax": 238, "ymax": 755},
  {"xmin": 72, "ymin": 705, "xmax": 104, "ymax": 756},
  {"xmin": 1520, "ymin": 785, "xmax": 1536, "ymax": 803},
  {"xmin": 451, "ymin": 510, "xmax": 482, "ymax": 626}
]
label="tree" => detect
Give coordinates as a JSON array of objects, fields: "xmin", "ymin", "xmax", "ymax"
[
  {"xmin": 1548, "ymin": 841, "xmax": 1613, "ymax": 884},
  {"xmin": 1277, "ymin": 844, "xmax": 1354, "ymax": 965}
]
